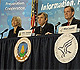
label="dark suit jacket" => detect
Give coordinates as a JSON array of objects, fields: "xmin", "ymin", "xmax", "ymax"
[
  {"xmin": 35, "ymin": 23, "xmax": 54, "ymax": 35},
  {"xmin": 62, "ymin": 17, "xmax": 80, "ymax": 28},
  {"xmin": 8, "ymin": 26, "xmax": 24, "ymax": 38}
]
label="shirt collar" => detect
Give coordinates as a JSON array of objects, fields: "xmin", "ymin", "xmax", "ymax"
[
  {"xmin": 41, "ymin": 23, "xmax": 46, "ymax": 28},
  {"xmin": 68, "ymin": 17, "xmax": 74, "ymax": 25}
]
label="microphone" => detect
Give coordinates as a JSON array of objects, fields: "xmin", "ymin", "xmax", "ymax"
[
  {"xmin": 55, "ymin": 22, "xmax": 61, "ymax": 27},
  {"xmin": 1, "ymin": 29, "xmax": 8, "ymax": 34},
  {"xmin": 0, "ymin": 29, "xmax": 8, "ymax": 39},
  {"xmin": 30, "ymin": 26, "xmax": 36, "ymax": 30},
  {"xmin": 55, "ymin": 22, "xmax": 61, "ymax": 34}
]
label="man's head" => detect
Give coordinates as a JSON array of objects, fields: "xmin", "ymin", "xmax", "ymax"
[
  {"xmin": 37, "ymin": 12, "xmax": 48, "ymax": 26},
  {"xmin": 64, "ymin": 6, "xmax": 74, "ymax": 21}
]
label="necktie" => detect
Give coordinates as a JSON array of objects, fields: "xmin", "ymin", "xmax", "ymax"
[
  {"xmin": 67, "ymin": 22, "xmax": 70, "ymax": 26},
  {"xmin": 40, "ymin": 27, "xmax": 42, "ymax": 33}
]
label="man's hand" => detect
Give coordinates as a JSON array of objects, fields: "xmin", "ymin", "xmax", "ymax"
[{"xmin": 45, "ymin": 32, "xmax": 52, "ymax": 35}]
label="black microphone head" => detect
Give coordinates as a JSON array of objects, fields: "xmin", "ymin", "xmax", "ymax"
[
  {"xmin": 55, "ymin": 22, "xmax": 61, "ymax": 27},
  {"xmin": 58, "ymin": 22, "xmax": 61, "ymax": 25}
]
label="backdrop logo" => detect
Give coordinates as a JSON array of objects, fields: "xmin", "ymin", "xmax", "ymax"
[
  {"xmin": 54, "ymin": 33, "xmax": 78, "ymax": 63},
  {"xmin": 41, "ymin": 0, "xmax": 76, "ymax": 10},
  {"xmin": 14, "ymin": 38, "xmax": 31, "ymax": 62}
]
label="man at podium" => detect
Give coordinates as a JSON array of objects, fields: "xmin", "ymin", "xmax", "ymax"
[
  {"xmin": 62, "ymin": 6, "xmax": 80, "ymax": 28},
  {"xmin": 35, "ymin": 12, "xmax": 54, "ymax": 35}
]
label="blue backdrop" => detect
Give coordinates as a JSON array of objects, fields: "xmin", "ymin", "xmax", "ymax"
[
  {"xmin": 0, "ymin": 0, "xmax": 80, "ymax": 38},
  {"xmin": 0, "ymin": 0, "xmax": 32, "ymax": 38},
  {"xmin": 38, "ymin": 0, "xmax": 80, "ymax": 31}
]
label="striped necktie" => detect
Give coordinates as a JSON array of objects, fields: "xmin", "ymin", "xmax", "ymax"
[{"xmin": 40, "ymin": 27, "xmax": 42, "ymax": 33}]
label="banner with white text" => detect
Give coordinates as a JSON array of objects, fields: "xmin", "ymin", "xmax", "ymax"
[
  {"xmin": 0, "ymin": 0, "xmax": 32, "ymax": 38},
  {"xmin": 38, "ymin": 0, "xmax": 80, "ymax": 27}
]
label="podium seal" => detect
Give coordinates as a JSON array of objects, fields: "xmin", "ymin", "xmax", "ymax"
[
  {"xmin": 14, "ymin": 38, "xmax": 31, "ymax": 62},
  {"xmin": 54, "ymin": 33, "xmax": 78, "ymax": 63}
]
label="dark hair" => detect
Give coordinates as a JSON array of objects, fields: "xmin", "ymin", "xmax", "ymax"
[
  {"xmin": 38, "ymin": 12, "xmax": 48, "ymax": 20},
  {"xmin": 64, "ymin": 6, "xmax": 74, "ymax": 12}
]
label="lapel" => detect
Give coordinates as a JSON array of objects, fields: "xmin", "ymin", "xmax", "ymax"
[
  {"xmin": 71, "ymin": 17, "xmax": 75, "ymax": 25},
  {"xmin": 43, "ymin": 23, "xmax": 47, "ymax": 30},
  {"xmin": 39, "ymin": 23, "xmax": 47, "ymax": 33}
]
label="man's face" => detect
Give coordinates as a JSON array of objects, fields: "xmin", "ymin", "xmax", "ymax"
[
  {"xmin": 64, "ymin": 7, "xmax": 74, "ymax": 20},
  {"xmin": 37, "ymin": 14, "xmax": 47, "ymax": 26}
]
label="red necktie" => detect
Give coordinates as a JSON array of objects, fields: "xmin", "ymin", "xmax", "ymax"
[{"xmin": 67, "ymin": 22, "xmax": 70, "ymax": 26}]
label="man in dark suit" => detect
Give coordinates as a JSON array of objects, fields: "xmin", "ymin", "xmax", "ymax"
[
  {"xmin": 35, "ymin": 12, "xmax": 54, "ymax": 35},
  {"xmin": 62, "ymin": 6, "xmax": 80, "ymax": 28}
]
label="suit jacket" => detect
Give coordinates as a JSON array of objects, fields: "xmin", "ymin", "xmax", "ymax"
[
  {"xmin": 62, "ymin": 17, "xmax": 80, "ymax": 28},
  {"xmin": 35, "ymin": 23, "xmax": 54, "ymax": 35},
  {"xmin": 8, "ymin": 26, "xmax": 24, "ymax": 38}
]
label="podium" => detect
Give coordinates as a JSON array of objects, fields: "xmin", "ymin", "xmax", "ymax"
[{"xmin": 0, "ymin": 33, "xmax": 80, "ymax": 69}]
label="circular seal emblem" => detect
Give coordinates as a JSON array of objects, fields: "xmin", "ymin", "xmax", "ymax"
[
  {"xmin": 14, "ymin": 38, "xmax": 31, "ymax": 62},
  {"xmin": 54, "ymin": 33, "xmax": 78, "ymax": 63}
]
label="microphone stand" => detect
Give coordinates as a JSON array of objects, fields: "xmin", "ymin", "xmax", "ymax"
[
  {"xmin": 55, "ymin": 26, "xmax": 57, "ymax": 34},
  {"xmin": 55, "ymin": 22, "xmax": 61, "ymax": 34},
  {"xmin": 0, "ymin": 29, "xmax": 8, "ymax": 39},
  {"xmin": 0, "ymin": 33, "xmax": 3, "ymax": 39}
]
